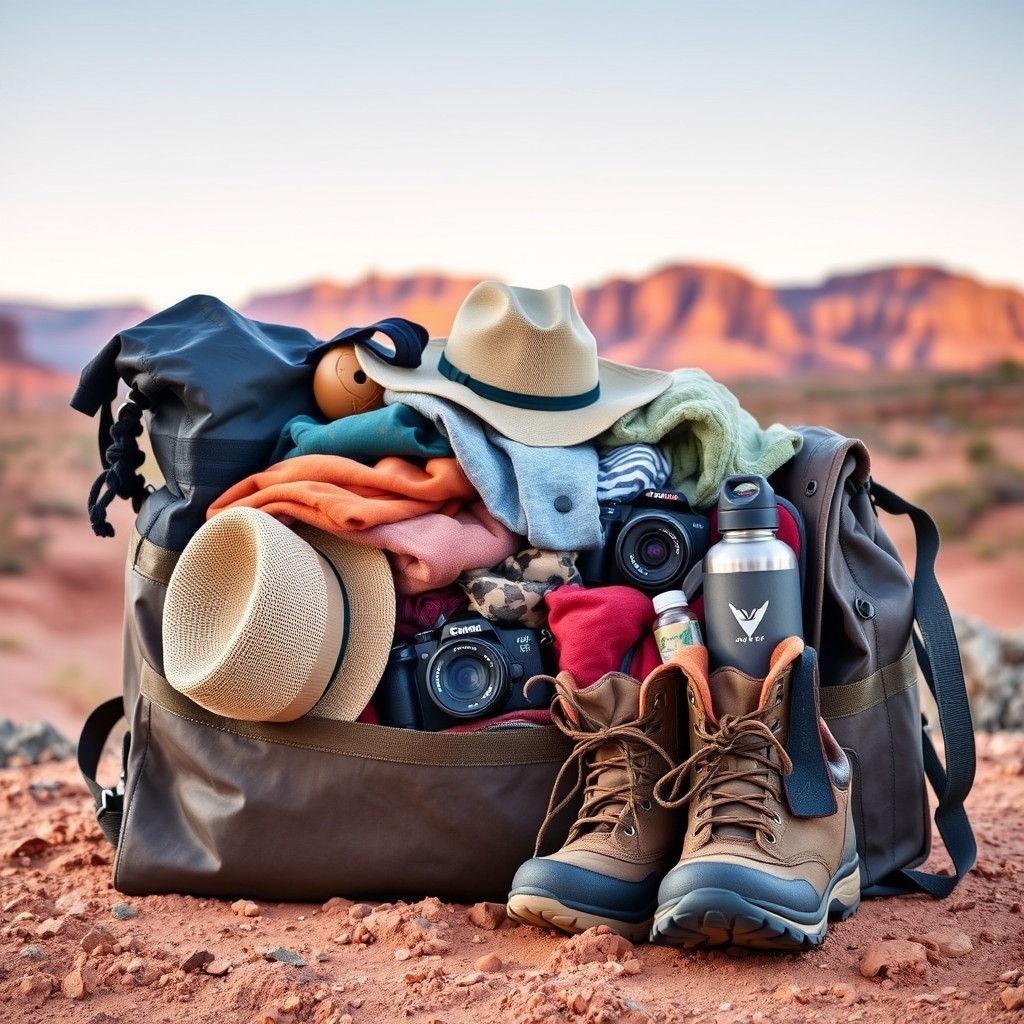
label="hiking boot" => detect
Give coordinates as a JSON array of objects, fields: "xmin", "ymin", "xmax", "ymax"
[
  {"xmin": 506, "ymin": 669, "xmax": 682, "ymax": 941},
  {"xmin": 649, "ymin": 639, "xmax": 860, "ymax": 950}
]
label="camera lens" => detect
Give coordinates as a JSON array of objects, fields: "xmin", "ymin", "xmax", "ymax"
[
  {"xmin": 637, "ymin": 534, "xmax": 670, "ymax": 568},
  {"xmin": 426, "ymin": 639, "xmax": 509, "ymax": 719},
  {"xmin": 615, "ymin": 512, "xmax": 690, "ymax": 590}
]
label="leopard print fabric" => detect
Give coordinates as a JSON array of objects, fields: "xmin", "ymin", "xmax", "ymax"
[{"xmin": 459, "ymin": 549, "xmax": 581, "ymax": 628}]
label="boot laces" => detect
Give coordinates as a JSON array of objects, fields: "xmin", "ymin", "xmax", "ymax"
[
  {"xmin": 532, "ymin": 684, "xmax": 676, "ymax": 855},
  {"xmin": 654, "ymin": 705, "xmax": 793, "ymax": 841}
]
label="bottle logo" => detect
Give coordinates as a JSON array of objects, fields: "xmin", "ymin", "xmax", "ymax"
[{"xmin": 729, "ymin": 601, "xmax": 769, "ymax": 638}]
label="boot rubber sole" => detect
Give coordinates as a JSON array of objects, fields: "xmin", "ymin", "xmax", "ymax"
[
  {"xmin": 650, "ymin": 861, "xmax": 861, "ymax": 951},
  {"xmin": 507, "ymin": 894, "xmax": 653, "ymax": 943}
]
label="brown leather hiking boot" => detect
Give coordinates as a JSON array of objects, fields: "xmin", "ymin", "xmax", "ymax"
[
  {"xmin": 506, "ymin": 669, "xmax": 682, "ymax": 941},
  {"xmin": 649, "ymin": 638, "xmax": 860, "ymax": 950}
]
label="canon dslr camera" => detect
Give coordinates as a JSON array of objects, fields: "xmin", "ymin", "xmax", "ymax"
[
  {"xmin": 376, "ymin": 614, "xmax": 553, "ymax": 731},
  {"xmin": 577, "ymin": 489, "xmax": 710, "ymax": 593}
]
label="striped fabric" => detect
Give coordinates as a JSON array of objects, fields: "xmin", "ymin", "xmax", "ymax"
[{"xmin": 597, "ymin": 444, "xmax": 671, "ymax": 502}]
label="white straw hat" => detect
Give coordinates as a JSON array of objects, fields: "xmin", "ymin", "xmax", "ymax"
[
  {"xmin": 355, "ymin": 281, "xmax": 672, "ymax": 447},
  {"xmin": 163, "ymin": 507, "xmax": 395, "ymax": 722}
]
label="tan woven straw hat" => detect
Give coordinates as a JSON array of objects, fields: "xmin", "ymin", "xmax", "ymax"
[
  {"xmin": 163, "ymin": 507, "xmax": 395, "ymax": 722},
  {"xmin": 355, "ymin": 281, "xmax": 672, "ymax": 447}
]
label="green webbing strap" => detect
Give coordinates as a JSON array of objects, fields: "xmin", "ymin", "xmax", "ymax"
[
  {"xmin": 869, "ymin": 481, "xmax": 977, "ymax": 897},
  {"xmin": 77, "ymin": 697, "xmax": 128, "ymax": 848},
  {"xmin": 818, "ymin": 647, "xmax": 917, "ymax": 720}
]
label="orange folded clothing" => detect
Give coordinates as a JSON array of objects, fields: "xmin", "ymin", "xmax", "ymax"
[{"xmin": 208, "ymin": 454, "xmax": 478, "ymax": 533}]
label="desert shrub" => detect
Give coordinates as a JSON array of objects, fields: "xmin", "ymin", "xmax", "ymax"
[
  {"xmin": 0, "ymin": 509, "xmax": 47, "ymax": 574},
  {"xmin": 966, "ymin": 435, "xmax": 997, "ymax": 466},
  {"xmin": 891, "ymin": 436, "xmax": 926, "ymax": 459},
  {"xmin": 27, "ymin": 495, "xmax": 84, "ymax": 519},
  {"xmin": 915, "ymin": 482, "xmax": 987, "ymax": 539}
]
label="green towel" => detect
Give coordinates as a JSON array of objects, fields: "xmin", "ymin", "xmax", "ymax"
[{"xmin": 598, "ymin": 368, "xmax": 802, "ymax": 509}]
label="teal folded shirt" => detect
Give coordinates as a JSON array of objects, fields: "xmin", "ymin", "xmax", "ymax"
[
  {"xmin": 272, "ymin": 404, "xmax": 453, "ymax": 464},
  {"xmin": 598, "ymin": 368, "xmax": 802, "ymax": 510}
]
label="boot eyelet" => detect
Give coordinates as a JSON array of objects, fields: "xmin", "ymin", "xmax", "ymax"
[
  {"xmin": 654, "ymin": 693, "xmax": 665, "ymax": 709},
  {"xmin": 639, "ymin": 799, "xmax": 652, "ymax": 811},
  {"xmin": 622, "ymin": 824, "xmax": 637, "ymax": 837},
  {"xmin": 770, "ymin": 812, "xmax": 782, "ymax": 825},
  {"xmin": 688, "ymin": 690, "xmax": 697, "ymax": 706},
  {"xmin": 764, "ymin": 833, "xmax": 777, "ymax": 845}
]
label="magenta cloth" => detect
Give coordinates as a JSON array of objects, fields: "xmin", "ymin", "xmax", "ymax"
[
  {"xmin": 394, "ymin": 587, "xmax": 470, "ymax": 641},
  {"xmin": 544, "ymin": 584, "xmax": 662, "ymax": 687},
  {"xmin": 341, "ymin": 500, "xmax": 522, "ymax": 595}
]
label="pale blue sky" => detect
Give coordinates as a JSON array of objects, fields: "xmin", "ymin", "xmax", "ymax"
[{"xmin": 2, "ymin": 1, "xmax": 1021, "ymax": 308}]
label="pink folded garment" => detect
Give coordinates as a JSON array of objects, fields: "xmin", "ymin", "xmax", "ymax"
[{"xmin": 343, "ymin": 500, "xmax": 523, "ymax": 595}]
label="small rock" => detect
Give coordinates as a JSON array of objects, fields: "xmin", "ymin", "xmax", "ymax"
[
  {"xmin": 909, "ymin": 927, "xmax": 973, "ymax": 958},
  {"xmin": 111, "ymin": 902, "xmax": 137, "ymax": 920},
  {"xmin": 1000, "ymin": 970, "xmax": 1024, "ymax": 985},
  {"xmin": 474, "ymin": 953, "xmax": 503, "ymax": 973},
  {"xmin": 35, "ymin": 917, "xmax": 64, "ymax": 938},
  {"xmin": 231, "ymin": 899, "xmax": 261, "ymax": 918},
  {"xmin": 1002, "ymin": 986, "xmax": 1024, "ymax": 1011},
  {"xmin": 322, "ymin": 897, "xmax": 349, "ymax": 913},
  {"xmin": 125, "ymin": 958, "xmax": 144, "ymax": 974},
  {"xmin": 421, "ymin": 938, "xmax": 450, "ymax": 955},
  {"xmin": 832, "ymin": 983, "xmax": 858, "ymax": 1005},
  {"xmin": 910, "ymin": 993, "xmax": 940, "ymax": 1005},
  {"xmin": 333, "ymin": 932, "xmax": 352, "ymax": 945},
  {"xmin": 5, "ymin": 836, "xmax": 50, "ymax": 859},
  {"xmin": 471, "ymin": 934, "xmax": 486, "ymax": 944},
  {"xmin": 181, "ymin": 950, "xmax": 215, "ymax": 973},
  {"xmin": 394, "ymin": 947, "xmax": 413, "ymax": 962},
  {"xmin": 349, "ymin": 903, "xmax": 372, "ymax": 919},
  {"xmin": 467, "ymin": 902, "xmax": 506, "ymax": 930},
  {"xmin": 16, "ymin": 973, "xmax": 54, "ymax": 1005},
  {"xmin": 19, "ymin": 944, "xmax": 48, "ymax": 962},
  {"xmin": 350, "ymin": 922, "xmax": 374, "ymax": 944},
  {"xmin": 61, "ymin": 964, "xmax": 93, "ymax": 1000},
  {"xmin": 454, "ymin": 972, "xmax": 485, "ymax": 987},
  {"xmin": 860, "ymin": 940, "xmax": 930, "ymax": 980},
  {"xmin": 264, "ymin": 946, "xmax": 307, "ymax": 967},
  {"xmin": 55, "ymin": 894, "xmax": 87, "ymax": 916},
  {"xmin": 282, "ymin": 995, "xmax": 303, "ymax": 1012},
  {"xmin": 81, "ymin": 927, "xmax": 115, "ymax": 955},
  {"xmin": 776, "ymin": 985, "xmax": 809, "ymax": 1004},
  {"xmin": 718, "ymin": 1003, "xmax": 732, "ymax": 1012},
  {"xmin": 622, "ymin": 958, "xmax": 643, "ymax": 976}
]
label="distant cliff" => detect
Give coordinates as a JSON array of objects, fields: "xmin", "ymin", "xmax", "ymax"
[{"xmin": 3, "ymin": 263, "xmax": 1022, "ymax": 380}]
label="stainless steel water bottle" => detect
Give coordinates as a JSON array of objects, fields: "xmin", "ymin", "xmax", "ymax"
[{"xmin": 703, "ymin": 474, "xmax": 803, "ymax": 676}]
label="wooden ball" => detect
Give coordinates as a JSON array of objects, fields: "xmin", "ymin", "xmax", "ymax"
[{"xmin": 312, "ymin": 345, "xmax": 385, "ymax": 420}]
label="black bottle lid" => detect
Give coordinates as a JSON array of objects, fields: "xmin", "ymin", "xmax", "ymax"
[{"xmin": 716, "ymin": 474, "xmax": 779, "ymax": 531}]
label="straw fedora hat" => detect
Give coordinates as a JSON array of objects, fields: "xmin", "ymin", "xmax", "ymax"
[
  {"xmin": 163, "ymin": 507, "xmax": 395, "ymax": 722},
  {"xmin": 355, "ymin": 281, "xmax": 672, "ymax": 447}
]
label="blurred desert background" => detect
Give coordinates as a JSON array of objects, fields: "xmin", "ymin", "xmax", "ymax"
[{"xmin": 1, "ymin": 261, "xmax": 1022, "ymax": 740}]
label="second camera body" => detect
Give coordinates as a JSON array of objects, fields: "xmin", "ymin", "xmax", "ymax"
[
  {"xmin": 375, "ymin": 614, "xmax": 553, "ymax": 731},
  {"xmin": 578, "ymin": 489, "xmax": 710, "ymax": 593}
]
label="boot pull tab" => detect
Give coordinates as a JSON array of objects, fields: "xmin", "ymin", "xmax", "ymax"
[{"xmin": 782, "ymin": 646, "xmax": 838, "ymax": 818}]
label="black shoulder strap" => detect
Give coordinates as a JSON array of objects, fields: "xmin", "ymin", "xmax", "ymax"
[
  {"xmin": 77, "ymin": 697, "xmax": 129, "ymax": 848},
  {"xmin": 869, "ymin": 481, "xmax": 977, "ymax": 897}
]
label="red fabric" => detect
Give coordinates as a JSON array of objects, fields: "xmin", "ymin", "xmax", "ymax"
[{"xmin": 544, "ymin": 583, "xmax": 661, "ymax": 687}]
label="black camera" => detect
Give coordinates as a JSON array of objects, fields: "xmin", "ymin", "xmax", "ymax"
[
  {"xmin": 375, "ymin": 614, "xmax": 553, "ymax": 731},
  {"xmin": 577, "ymin": 489, "xmax": 710, "ymax": 592}
]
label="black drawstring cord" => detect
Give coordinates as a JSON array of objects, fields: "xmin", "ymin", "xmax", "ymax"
[{"xmin": 86, "ymin": 396, "xmax": 150, "ymax": 538}]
